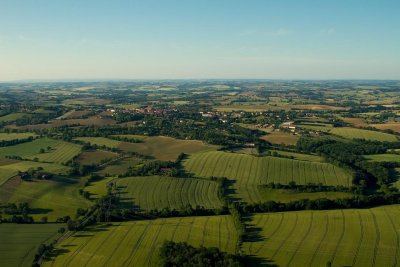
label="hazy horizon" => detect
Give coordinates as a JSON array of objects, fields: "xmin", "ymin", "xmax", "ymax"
[{"xmin": 1, "ymin": 0, "xmax": 399, "ymax": 81}]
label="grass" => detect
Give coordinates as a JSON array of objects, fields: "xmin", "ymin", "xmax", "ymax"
[
  {"xmin": 260, "ymin": 131, "xmax": 299, "ymax": 146},
  {"xmin": 74, "ymin": 137, "xmax": 121, "ymax": 148},
  {"xmin": 364, "ymin": 154, "xmax": 400, "ymax": 163},
  {"xmin": 243, "ymin": 205, "xmax": 400, "ymax": 267},
  {"xmin": 0, "ymin": 113, "xmax": 31, "ymax": 123},
  {"xmin": 0, "ymin": 224, "xmax": 61, "ymax": 267},
  {"xmin": 258, "ymin": 188, "xmax": 352, "ymax": 203},
  {"xmin": 0, "ymin": 161, "xmax": 70, "ymax": 187},
  {"xmin": 184, "ymin": 151, "xmax": 352, "ymax": 203},
  {"xmin": 329, "ymin": 127, "xmax": 398, "ymax": 142},
  {"xmin": 0, "ymin": 138, "xmax": 81, "ymax": 164},
  {"xmin": 0, "ymin": 132, "xmax": 36, "ymax": 141},
  {"xmin": 0, "ymin": 175, "xmax": 91, "ymax": 221},
  {"xmin": 76, "ymin": 150, "xmax": 118, "ymax": 165},
  {"xmin": 42, "ymin": 215, "xmax": 238, "ymax": 267},
  {"xmin": 113, "ymin": 176, "xmax": 224, "ymax": 211}
]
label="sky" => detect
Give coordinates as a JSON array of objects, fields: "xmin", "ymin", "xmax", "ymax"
[{"xmin": 0, "ymin": 0, "xmax": 399, "ymax": 81}]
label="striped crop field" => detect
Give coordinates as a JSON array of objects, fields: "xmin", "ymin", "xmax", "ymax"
[
  {"xmin": 0, "ymin": 223, "xmax": 60, "ymax": 267},
  {"xmin": 115, "ymin": 176, "xmax": 223, "ymax": 211},
  {"xmin": 0, "ymin": 132, "xmax": 36, "ymax": 141},
  {"xmin": 0, "ymin": 137, "xmax": 81, "ymax": 164},
  {"xmin": 75, "ymin": 137, "xmax": 121, "ymax": 148},
  {"xmin": 243, "ymin": 205, "xmax": 400, "ymax": 267},
  {"xmin": 329, "ymin": 127, "xmax": 398, "ymax": 142},
  {"xmin": 42, "ymin": 215, "xmax": 238, "ymax": 267},
  {"xmin": 184, "ymin": 151, "xmax": 352, "ymax": 203}
]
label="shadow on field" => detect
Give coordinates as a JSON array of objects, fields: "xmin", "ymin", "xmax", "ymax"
[
  {"xmin": 45, "ymin": 248, "xmax": 71, "ymax": 260},
  {"xmin": 30, "ymin": 208, "xmax": 53, "ymax": 214},
  {"xmin": 116, "ymin": 185, "xmax": 141, "ymax": 211},
  {"xmin": 243, "ymin": 214, "xmax": 265, "ymax": 243},
  {"xmin": 224, "ymin": 179, "xmax": 241, "ymax": 202},
  {"xmin": 243, "ymin": 255, "xmax": 278, "ymax": 267}
]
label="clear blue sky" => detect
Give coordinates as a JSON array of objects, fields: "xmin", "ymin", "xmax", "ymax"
[{"xmin": 0, "ymin": 0, "xmax": 399, "ymax": 80}]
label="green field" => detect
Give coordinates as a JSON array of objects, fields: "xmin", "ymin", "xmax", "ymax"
[
  {"xmin": 0, "ymin": 224, "xmax": 60, "ymax": 267},
  {"xmin": 87, "ymin": 176, "xmax": 223, "ymax": 211},
  {"xmin": 43, "ymin": 216, "xmax": 238, "ymax": 267},
  {"xmin": 0, "ymin": 161, "xmax": 70, "ymax": 186},
  {"xmin": 364, "ymin": 153, "xmax": 400, "ymax": 163},
  {"xmin": 1, "ymin": 175, "xmax": 91, "ymax": 221},
  {"xmin": 0, "ymin": 138, "xmax": 81, "ymax": 164},
  {"xmin": 329, "ymin": 127, "xmax": 398, "ymax": 142},
  {"xmin": 243, "ymin": 205, "xmax": 400, "ymax": 267},
  {"xmin": 0, "ymin": 113, "xmax": 31, "ymax": 123},
  {"xmin": 184, "ymin": 151, "xmax": 352, "ymax": 203},
  {"xmin": 118, "ymin": 176, "xmax": 223, "ymax": 211},
  {"xmin": 0, "ymin": 132, "xmax": 36, "ymax": 141},
  {"xmin": 75, "ymin": 137, "xmax": 121, "ymax": 148}
]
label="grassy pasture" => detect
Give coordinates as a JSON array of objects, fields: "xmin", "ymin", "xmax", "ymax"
[
  {"xmin": 364, "ymin": 154, "xmax": 400, "ymax": 163},
  {"xmin": 75, "ymin": 137, "xmax": 121, "ymax": 148},
  {"xmin": 76, "ymin": 150, "xmax": 118, "ymax": 165},
  {"xmin": 0, "ymin": 175, "xmax": 91, "ymax": 221},
  {"xmin": 329, "ymin": 127, "xmax": 398, "ymax": 142},
  {"xmin": 43, "ymin": 216, "xmax": 238, "ymax": 267},
  {"xmin": 0, "ymin": 161, "xmax": 70, "ymax": 187},
  {"xmin": 0, "ymin": 138, "xmax": 81, "ymax": 164},
  {"xmin": 260, "ymin": 131, "xmax": 299, "ymax": 146},
  {"xmin": 0, "ymin": 132, "xmax": 36, "ymax": 141},
  {"xmin": 114, "ymin": 176, "xmax": 223, "ymax": 211},
  {"xmin": 184, "ymin": 151, "xmax": 352, "ymax": 203},
  {"xmin": 243, "ymin": 205, "xmax": 400, "ymax": 267},
  {"xmin": 0, "ymin": 224, "xmax": 60, "ymax": 267},
  {"xmin": 0, "ymin": 113, "xmax": 30, "ymax": 123}
]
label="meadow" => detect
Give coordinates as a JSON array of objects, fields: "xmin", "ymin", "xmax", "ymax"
[
  {"xmin": 0, "ymin": 132, "xmax": 36, "ymax": 141},
  {"xmin": 329, "ymin": 127, "xmax": 398, "ymax": 142},
  {"xmin": 0, "ymin": 161, "xmax": 70, "ymax": 186},
  {"xmin": 364, "ymin": 153, "xmax": 400, "ymax": 163},
  {"xmin": 0, "ymin": 175, "xmax": 91, "ymax": 221},
  {"xmin": 0, "ymin": 224, "xmax": 60, "ymax": 267},
  {"xmin": 0, "ymin": 137, "xmax": 81, "ymax": 164},
  {"xmin": 42, "ymin": 215, "xmax": 238, "ymax": 267},
  {"xmin": 115, "ymin": 176, "xmax": 223, "ymax": 211},
  {"xmin": 184, "ymin": 151, "xmax": 352, "ymax": 203},
  {"xmin": 370, "ymin": 123, "xmax": 400, "ymax": 133},
  {"xmin": 243, "ymin": 205, "xmax": 400, "ymax": 267}
]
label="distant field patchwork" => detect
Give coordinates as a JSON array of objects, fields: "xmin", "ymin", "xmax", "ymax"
[
  {"xmin": 43, "ymin": 216, "xmax": 238, "ymax": 267},
  {"xmin": 243, "ymin": 205, "xmax": 400, "ymax": 267}
]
